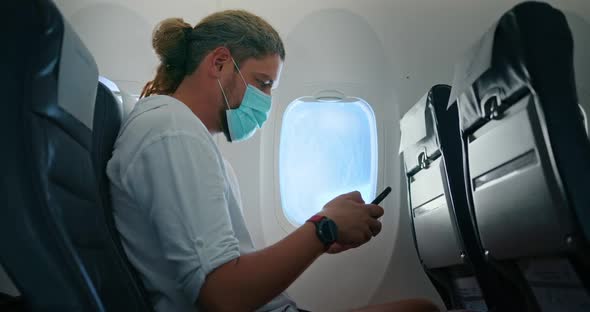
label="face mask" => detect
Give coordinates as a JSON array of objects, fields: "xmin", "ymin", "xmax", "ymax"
[{"xmin": 218, "ymin": 58, "xmax": 272, "ymax": 142}]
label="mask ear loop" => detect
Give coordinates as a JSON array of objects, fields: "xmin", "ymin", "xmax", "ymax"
[
  {"xmin": 217, "ymin": 79, "xmax": 232, "ymax": 110},
  {"xmin": 231, "ymin": 58, "xmax": 248, "ymax": 88}
]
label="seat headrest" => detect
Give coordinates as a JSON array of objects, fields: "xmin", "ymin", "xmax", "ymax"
[
  {"xmin": 448, "ymin": 1, "xmax": 575, "ymax": 133},
  {"xmin": 400, "ymin": 85, "xmax": 450, "ymax": 172},
  {"xmin": 57, "ymin": 20, "xmax": 98, "ymax": 130},
  {"xmin": 447, "ymin": 23, "xmax": 496, "ymax": 110},
  {"xmin": 92, "ymin": 82, "xmax": 124, "ymax": 183},
  {"xmin": 399, "ymin": 93, "xmax": 433, "ymax": 155}
]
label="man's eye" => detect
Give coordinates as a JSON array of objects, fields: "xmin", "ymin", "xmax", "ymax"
[{"xmin": 258, "ymin": 79, "xmax": 272, "ymax": 87}]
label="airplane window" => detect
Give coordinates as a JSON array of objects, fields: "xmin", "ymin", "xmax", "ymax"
[{"xmin": 279, "ymin": 97, "xmax": 378, "ymax": 226}]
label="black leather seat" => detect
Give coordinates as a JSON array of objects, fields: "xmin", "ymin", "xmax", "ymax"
[
  {"xmin": 0, "ymin": 1, "xmax": 152, "ymax": 310},
  {"xmin": 449, "ymin": 1, "xmax": 590, "ymax": 310},
  {"xmin": 401, "ymin": 85, "xmax": 520, "ymax": 311},
  {"xmin": 90, "ymin": 82, "xmax": 153, "ymax": 311},
  {"xmin": 401, "ymin": 85, "xmax": 465, "ymax": 310}
]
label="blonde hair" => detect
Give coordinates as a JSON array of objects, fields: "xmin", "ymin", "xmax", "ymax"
[{"xmin": 141, "ymin": 10, "xmax": 285, "ymax": 98}]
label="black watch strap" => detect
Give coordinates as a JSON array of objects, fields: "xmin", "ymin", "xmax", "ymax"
[{"xmin": 306, "ymin": 214, "xmax": 338, "ymax": 247}]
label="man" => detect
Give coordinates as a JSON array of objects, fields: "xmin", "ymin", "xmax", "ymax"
[{"xmin": 107, "ymin": 10, "xmax": 438, "ymax": 312}]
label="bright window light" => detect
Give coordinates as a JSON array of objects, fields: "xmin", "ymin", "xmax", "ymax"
[{"xmin": 279, "ymin": 97, "xmax": 378, "ymax": 226}]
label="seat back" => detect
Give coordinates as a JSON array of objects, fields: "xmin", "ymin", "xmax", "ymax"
[
  {"xmin": 0, "ymin": 1, "xmax": 151, "ymax": 310},
  {"xmin": 450, "ymin": 1, "xmax": 590, "ymax": 310},
  {"xmin": 401, "ymin": 85, "xmax": 494, "ymax": 311},
  {"xmin": 88, "ymin": 82, "xmax": 153, "ymax": 310},
  {"xmin": 0, "ymin": 1, "xmax": 105, "ymax": 310},
  {"xmin": 581, "ymin": 105, "xmax": 588, "ymax": 135}
]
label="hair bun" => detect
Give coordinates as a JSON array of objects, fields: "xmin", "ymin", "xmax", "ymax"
[{"xmin": 152, "ymin": 18, "xmax": 192, "ymax": 68}]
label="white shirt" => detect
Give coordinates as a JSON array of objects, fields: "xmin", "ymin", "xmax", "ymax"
[{"xmin": 107, "ymin": 95, "xmax": 297, "ymax": 312}]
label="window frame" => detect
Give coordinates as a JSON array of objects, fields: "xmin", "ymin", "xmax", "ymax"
[{"xmin": 276, "ymin": 96, "xmax": 379, "ymax": 228}]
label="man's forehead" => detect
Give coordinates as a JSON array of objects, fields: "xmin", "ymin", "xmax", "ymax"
[
  {"xmin": 242, "ymin": 56, "xmax": 283, "ymax": 89},
  {"xmin": 272, "ymin": 62, "xmax": 283, "ymax": 90}
]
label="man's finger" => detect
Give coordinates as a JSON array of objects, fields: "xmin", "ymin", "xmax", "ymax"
[
  {"xmin": 368, "ymin": 218, "xmax": 382, "ymax": 236},
  {"xmin": 342, "ymin": 191, "xmax": 365, "ymax": 203},
  {"xmin": 366, "ymin": 204, "xmax": 384, "ymax": 218},
  {"xmin": 363, "ymin": 227, "xmax": 372, "ymax": 242}
]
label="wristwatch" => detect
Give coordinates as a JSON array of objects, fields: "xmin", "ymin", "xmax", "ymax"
[{"xmin": 306, "ymin": 214, "xmax": 338, "ymax": 248}]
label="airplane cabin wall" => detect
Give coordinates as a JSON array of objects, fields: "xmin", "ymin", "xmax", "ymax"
[
  {"xmin": 2, "ymin": 0, "xmax": 588, "ymax": 310},
  {"xmin": 213, "ymin": 1, "xmax": 590, "ymax": 311}
]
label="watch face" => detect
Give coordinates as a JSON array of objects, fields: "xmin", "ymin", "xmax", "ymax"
[{"xmin": 319, "ymin": 218, "xmax": 338, "ymax": 244}]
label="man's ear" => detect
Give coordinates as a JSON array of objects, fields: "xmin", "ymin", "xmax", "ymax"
[{"xmin": 209, "ymin": 47, "xmax": 232, "ymax": 78}]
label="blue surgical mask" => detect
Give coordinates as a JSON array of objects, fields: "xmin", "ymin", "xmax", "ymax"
[{"xmin": 218, "ymin": 58, "xmax": 272, "ymax": 142}]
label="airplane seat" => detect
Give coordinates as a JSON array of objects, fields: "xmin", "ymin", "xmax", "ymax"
[
  {"xmin": 0, "ymin": 1, "xmax": 152, "ymax": 310},
  {"xmin": 400, "ymin": 85, "xmax": 460, "ymax": 309},
  {"xmin": 580, "ymin": 104, "xmax": 588, "ymax": 136},
  {"xmin": 449, "ymin": 1, "xmax": 590, "ymax": 310},
  {"xmin": 91, "ymin": 82, "xmax": 154, "ymax": 311},
  {"xmin": 400, "ymin": 85, "xmax": 508, "ymax": 311}
]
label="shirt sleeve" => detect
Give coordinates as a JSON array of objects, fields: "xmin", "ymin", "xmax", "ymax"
[{"xmin": 123, "ymin": 132, "xmax": 240, "ymax": 304}]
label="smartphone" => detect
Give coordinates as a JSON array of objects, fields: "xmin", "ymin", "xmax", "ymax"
[{"xmin": 371, "ymin": 186, "xmax": 392, "ymax": 205}]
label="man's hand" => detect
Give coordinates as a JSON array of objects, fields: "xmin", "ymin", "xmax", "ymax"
[
  {"xmin": 320, "ymin": 191, "xmax": 384, "ymax": 253},
  {"xmin": 326, "ymin": 242, "xmax": 357, "ymax": 254}
]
